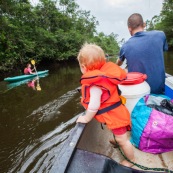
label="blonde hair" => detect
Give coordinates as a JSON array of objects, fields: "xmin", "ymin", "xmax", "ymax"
[{"xmin": 77, "ymin": 43, "xmax": 106, "ymax": 70}]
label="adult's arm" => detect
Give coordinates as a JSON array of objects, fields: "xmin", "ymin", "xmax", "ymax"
[
  {"xmin": 116, "ymin": 45, "xmax": 125, "ymax": 66},
  {"xmin": 116, "ymin": 58, "xmax": 123, "ymax": 66}
]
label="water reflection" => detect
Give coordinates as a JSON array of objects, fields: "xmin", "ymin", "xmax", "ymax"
[
  {"xmin": 27, "ymin": 77, "xmax": 38, "ymax": 90},
  {"xmin": 8, "ymin": 115, "xmax": 78, "ymax": 172},
  {"xmin": 16, "ymin": 90, "xmax": 81, "ymax": 173},
  {"xmin": 27, "ymin": 77, "xmax": 42, "ymax": 91},
  {"xmin": 6, "ymin": 73, "xmax": 48, "ymax": 91},
  {"xmin": 0, "ymin": 61, "xmax": 82, "ymax": 173}
]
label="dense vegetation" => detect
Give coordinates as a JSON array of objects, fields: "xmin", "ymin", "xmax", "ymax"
[
  {"xmin": 147, "ymin": 0, "xmax": 173, "ymax": 50},
  {"xmin": 1, "ymin": 0, "xmax": 173, "ymax": 73},
  {"xmin": 0, "ymin": 0, "xmax": 120, "ymax": 73}
]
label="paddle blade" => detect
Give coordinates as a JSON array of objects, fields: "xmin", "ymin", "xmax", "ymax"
[
  {"xmin": 31, "ymin": 60, "xmax": 35, "ymax": 65},
  {"xmin": 36, "ymin": 84, "xmax": 41, "ymax": 91}
]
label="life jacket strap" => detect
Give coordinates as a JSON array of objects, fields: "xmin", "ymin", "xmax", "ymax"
[{"xmin": 96, "ymin": 101, "xmax": 122, "ymax": 115}]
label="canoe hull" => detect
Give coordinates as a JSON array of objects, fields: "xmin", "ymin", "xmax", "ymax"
[
  {"xmin": 7, "ymin": 72, "xmax": 48, "ymax": 90},
  {"xmin": 4, "ymin": 70, "xmax": 49, "ymax": 82}
]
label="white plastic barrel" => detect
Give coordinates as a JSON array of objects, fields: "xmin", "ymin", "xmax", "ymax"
[{"xmin": 118, "ymin": 72, "xmax": 151, "ymax": 114}]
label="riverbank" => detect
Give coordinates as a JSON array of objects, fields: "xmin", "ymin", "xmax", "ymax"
[
  {"xmin": 1, "ymin": 52, "xmax": 173, "ymax": 82},
  {"xmin": 0, "ymin": 59, "xmax": 77, "ymax": 82}
]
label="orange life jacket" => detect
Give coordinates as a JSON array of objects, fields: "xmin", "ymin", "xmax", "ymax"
[{"xmin": 80, "ymin": 62, "xmax": 131, "ymax": 130}]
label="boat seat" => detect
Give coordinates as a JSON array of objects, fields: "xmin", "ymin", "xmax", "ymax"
[{"xmin": 66, "ymin": 149, "xmax": 163, "ymax": 173}]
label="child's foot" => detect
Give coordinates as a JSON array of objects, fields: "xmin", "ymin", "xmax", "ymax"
[{"xmin": 120, "ymin": 159, "xmax": 135, "ymax": 167}]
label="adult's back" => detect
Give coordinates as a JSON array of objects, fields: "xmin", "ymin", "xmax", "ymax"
[
  {"xmin": 120, "ymin": 30, "xmax": 168, "ymax": 94},
  {"xmin": 117, "ymin": 13, "xmax": 168, "ymax": 94}
]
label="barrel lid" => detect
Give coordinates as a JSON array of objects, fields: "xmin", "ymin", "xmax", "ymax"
[{"xmin": 120, "ymin": 72, "xmax": 147, "ymax": 85}]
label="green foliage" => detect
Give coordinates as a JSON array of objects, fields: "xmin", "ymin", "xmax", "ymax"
[
  {"xmin": 88, "ymin": 32, "xmax": 119, "ymax": 56},
  {"xmin": 146, "ymin": 0, "xmax": 173, "ymax": 49},
  {"xmin": 0, "ymin": 0, "xmax": 120, "ymax": 72}
]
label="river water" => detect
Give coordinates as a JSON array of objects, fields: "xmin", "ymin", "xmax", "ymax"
[{"xmin": 0, "ymin": 52, "xmax": 173, "ymax": 173}]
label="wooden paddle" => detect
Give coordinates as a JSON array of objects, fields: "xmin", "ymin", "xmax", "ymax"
[{"xmin": 31, "ymin": 60, "xmax": 41, "ymax": 91}]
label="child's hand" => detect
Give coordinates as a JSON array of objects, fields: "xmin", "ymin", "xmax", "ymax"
[
  {"xmin": 76, "ymin": 116, "xmax": 87, "ymax": 123},
  {"xmin": 76, "ymin": 110, "xmax": 96, "ymax": 123}
]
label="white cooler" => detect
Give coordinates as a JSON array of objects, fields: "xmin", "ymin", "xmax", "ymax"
[{"xmin": 118, "ymin": 72, "xmax": 151, "ymax": 114}]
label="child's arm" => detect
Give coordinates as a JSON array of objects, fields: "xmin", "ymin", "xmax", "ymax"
[
  {"xmin": 28, "ymin": 68, "xmax": 35, "ymax": 74},
  {"xmin": 76, "ymin": 86, "xmax": 102, "ymax": 123}
]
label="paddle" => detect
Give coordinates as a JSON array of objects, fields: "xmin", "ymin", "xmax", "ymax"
[{"xmin": 31, "ymin": 60, "xmax": 41, "ymax": 91}]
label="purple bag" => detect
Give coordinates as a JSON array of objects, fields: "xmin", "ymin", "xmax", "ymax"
[
  {"xmin": 139, "ymin": 109, "xmax": 173, "ymax": 154},
  {"xmin": 131, "ymin": 94, "xmax": 173, "ymax": 154}
]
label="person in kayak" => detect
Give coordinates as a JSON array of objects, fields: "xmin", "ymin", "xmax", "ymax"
[
  {"xmin": 24, "ymin": 63, "xmax": 35, "ymax": 74},
  {"xmin": 116, "ymin": 13, "xmax": 168, "ymax": 94},
  {"xmin": 76, "ymin": 43, "xmax": 135, "ymax": 167}
]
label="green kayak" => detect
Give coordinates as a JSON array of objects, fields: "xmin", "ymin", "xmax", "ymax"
[{"xmin": 4, "ymin": 70, "xmax": 49, "ymax": 82}]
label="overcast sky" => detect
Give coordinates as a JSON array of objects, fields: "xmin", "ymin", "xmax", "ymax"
[
  {"xmin": 31, "ymin": 0, "xmax": 164, "ymax": 41},
  {"xmin": 75, "ymin": 0, "xmax": 164, "ymax": 41}
]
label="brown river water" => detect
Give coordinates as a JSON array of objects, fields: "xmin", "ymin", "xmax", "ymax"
[{"xmin": 0, "ymin": 52, "xmax": 173, "ymax": 173}]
